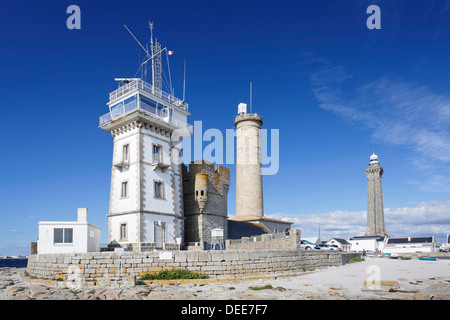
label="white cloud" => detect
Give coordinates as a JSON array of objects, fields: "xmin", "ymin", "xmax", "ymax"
[
  {"xmin": 309, "ymin": 59, "xmax": 450, "ymax": 162},
  {"xmin": 409, "ymin": 175, "xmax": 450, "ymax": 193},
  {"xmin": 267, "ymin": 200, "xmax": 450, "ymax": 242},
  {"xmin": 309, "ymin": 65, "xmax": 352, "ymax": 86},
  {"xmin": 304, "ymin": 55, "xmax": 450, "ymax": 192},
  {"xmin": 2, "ymin": 229, "xmax": 18, "ymax": 233}
]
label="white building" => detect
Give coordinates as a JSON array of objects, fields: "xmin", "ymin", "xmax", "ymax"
[
  {"xmin": 383, "ymin": 236, "xmax": 436, "ymax": 254},
  {"xmin": 99, "ymin": 24, "xmax": 192, "ymax": 251},
  {"xmin": 37, "ymin": 208, "xmax": 101, "ymax": 254},
  {"xmin": 326, "ymin": 238, "xmax": 352, "ymax": 252},
  {"xmin": 348, "ymin": 235, "xmax": 386, "ymax": 253}
]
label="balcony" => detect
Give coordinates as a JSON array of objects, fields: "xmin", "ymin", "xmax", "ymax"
[
  {"xmin": 109, "ymin": 78, "xmax": 188, "ymax": 112},
  {"xmin": 99, "ymin": 83, "xmax": 193, "ymax": 133}
]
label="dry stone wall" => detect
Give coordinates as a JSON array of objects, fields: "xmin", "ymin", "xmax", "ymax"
[
  {"xmin": 26, "ymin": 250, "xmax": 360, "ymax": 285},
  {"xmin": 225, "ymin": 229, "xmax": 301, "ymax": 250}
]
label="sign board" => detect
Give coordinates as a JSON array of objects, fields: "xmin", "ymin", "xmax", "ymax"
[
  {"xmin": 159, "ymin": 251, "xmax": 173, "ymax": 260},
  {"xmin": 211, "ymin": 228, "xmax": 224, "ymax": 238}
]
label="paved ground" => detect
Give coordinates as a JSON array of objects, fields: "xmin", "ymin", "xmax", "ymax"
[{"xmin": 0, "ymin": 256, "xmax": 449, "ymax": 300}]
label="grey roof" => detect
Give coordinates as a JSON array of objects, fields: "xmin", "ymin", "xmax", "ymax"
[
  {"xmin": 328, "ymin": 238, "xmax": 351, "ymax": 245},
  {"xmin": 387, "ymin": 237, "xmax": 434, "ymax": 244},
  {"xmin": 227, "ymin": 220, "xmax": 267, "ymax": 239},
  {"xmin": 348, "ymin": 235, "xmax": 386, "ymax": 241}
]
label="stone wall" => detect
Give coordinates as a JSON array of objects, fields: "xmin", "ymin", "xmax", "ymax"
[
  {"xmin": 225, "ymin": 229, "xmax": 301, "ymax": 251},
  {"xmin": 26, "ymin": 250, "xmax": 360, "ymax": 285},
  {"xmin": 30, "ymin": 242, "xmax": 37, "ymax": 255}
]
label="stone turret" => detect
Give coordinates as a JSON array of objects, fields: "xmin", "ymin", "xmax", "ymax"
[{"xmin": 194, "ymin": 173, "xmax": 208, "ymax": 213}]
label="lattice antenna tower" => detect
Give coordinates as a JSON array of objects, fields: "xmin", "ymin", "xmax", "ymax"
[
  {"xmin": 149, "ymin": 21, "xmax": 162, "ymax": 91},
  {"xmin": 124, "ymin": 22, "xmax": 167, "ymax": 92}
]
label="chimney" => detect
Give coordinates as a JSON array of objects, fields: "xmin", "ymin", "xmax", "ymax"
[{"xmin": 78, "ymin": 208, "xmax": 88, "ymax": 223}]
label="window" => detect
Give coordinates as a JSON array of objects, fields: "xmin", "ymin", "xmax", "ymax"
[
  {"xmin": 121, "ymin": 181, "xmax": 128, "ymax": 198},
  {"xmin": 153, "ymin": 144, "xmax": 161, "ymax": 163},
  {"xmin": 123, "ymin": 144, "xmax": 129, "ymax": 162},
  {"xmin": 54, "ymin": 228, "xmax": 73, "ymax": 244},
  {"xmin": 154, "ymin": 180, "xmax": 164, "ymax": 199},
  {"xmin": 200, "ymin": 190, "xmax": 204, "ymax": 196},
  {"xmin": 120, "ymin": 223, "xmax": 127, "ymax": 240}
]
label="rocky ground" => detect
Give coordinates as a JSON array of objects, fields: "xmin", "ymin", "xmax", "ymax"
[{"xmin": 0, "ymin": 257, "xmax": 449, "ymax": 300}]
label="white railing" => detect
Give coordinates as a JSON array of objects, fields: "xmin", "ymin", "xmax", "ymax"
[
  {"xmin": 109, "ymin": 79, "xmax": 188, "ymax": 112},
  {"xmin": 99, "ymin": 112, "xmax": 112, "ymax": 126},
  {"xmin": 99, "ymin": 99, "xmax": 193, "ymax": 133}
]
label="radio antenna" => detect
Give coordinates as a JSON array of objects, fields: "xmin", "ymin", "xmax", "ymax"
[
  {"xmin": 124, "ymin": 24, "xmax": 150, "ymax": 81},
  {"xmin": 183, "ymin": 58, "xmax": 186, "ymax": 101},
  {"xmin": 124, "ymin": 24, "xmax": 150, "ymax": 56},
  {"xmin": 250, "ymin": 81, "xmax": 253, "ymax": 113}
]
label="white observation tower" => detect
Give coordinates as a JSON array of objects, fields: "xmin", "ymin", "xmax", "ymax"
[{"xmin": 99, "ymin": 22, "xmax": 192, "ymax": 251}]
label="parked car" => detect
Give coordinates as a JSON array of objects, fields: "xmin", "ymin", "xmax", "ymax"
[
  {"xmin": 329, "ymin": 245, "xmax": 340, "ymax": 251},
  {"xmin": 318, "ymin": 244, "xmax": 333, "ymax": 250},
  {"xmin": 300, "ymin": 240, "xmax": 320, "ymax": 250}
]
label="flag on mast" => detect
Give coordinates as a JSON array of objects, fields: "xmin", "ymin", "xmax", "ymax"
[{"xmin": 168, "ymin": 51, "xmax": 174, "ymax": 55}]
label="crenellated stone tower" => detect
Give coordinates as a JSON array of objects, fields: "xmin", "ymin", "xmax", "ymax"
[
  {"xmin": 365, "ymin": 153, "xmax": 388, "ymax": 237},
  {"xmin": 182, "ymin": 161, "xmax": 230, "ymax": 245}
]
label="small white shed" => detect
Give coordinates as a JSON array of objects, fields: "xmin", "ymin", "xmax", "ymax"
[
  {"xmin": 326, "ymin": 238, "xmax": 352, "ymax": 252},
  {"xmin": 347, "ymin": 236, "xmax": 387, "ymax": 253},
  {"xmin": 37, "ymin": 208, "xmax": 101, "ymax": 254}
]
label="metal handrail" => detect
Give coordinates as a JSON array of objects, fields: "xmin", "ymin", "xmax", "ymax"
[
  {"xmin": 99, "ymin": 100, "xmax": 192, "ymax": 132},
  {"xmin": 109, "ymin": 79, "xmax": 188, "ymax": 111}
]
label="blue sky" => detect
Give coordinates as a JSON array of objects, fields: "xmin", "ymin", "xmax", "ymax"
[{"xmin": 1, "ymin": 0, "xmax": 450, "ymax": 255}]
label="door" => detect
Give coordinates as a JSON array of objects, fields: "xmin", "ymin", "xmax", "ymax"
[{"xmin": 155, "ymin": 224, "xmax": 163, "ymax": 249}]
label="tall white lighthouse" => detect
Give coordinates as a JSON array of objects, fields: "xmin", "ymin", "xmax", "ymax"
[{"xmin": 99, "ymin": 23, "xmax": 192, "ymax": 251}]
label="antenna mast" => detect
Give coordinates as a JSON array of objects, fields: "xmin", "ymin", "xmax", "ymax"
[
  {"xmin": 250, "ymin": 82, "xmax": 253, "ymax": 113},
  {"xmin": 149, "ymin": 21, "xmax": 162, "ymax": 91},
  {"xmin": 124, "ymin": 24, "xmax": 151, "ymax": 82},
  {"xmin": 183, "ymin": 58, "xmax": 186, "ymax": 101},
  {"xmin": 124, "ymin": 22, "xmax": 173, "ymax": 96}
]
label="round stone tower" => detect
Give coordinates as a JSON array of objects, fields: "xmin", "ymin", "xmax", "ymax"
[{"xmin": 234, "ymin": 105, "xmax": 264, "ymax": 220}]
